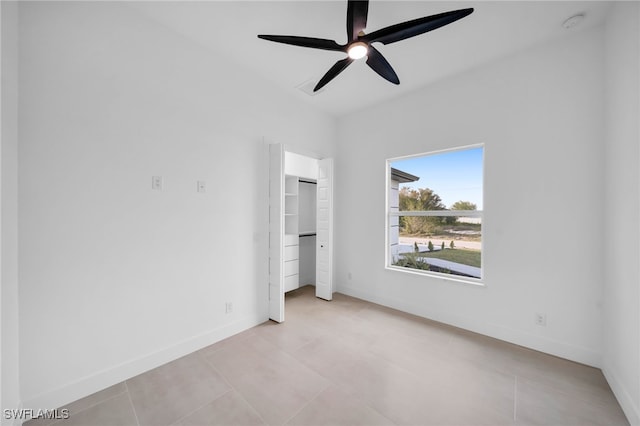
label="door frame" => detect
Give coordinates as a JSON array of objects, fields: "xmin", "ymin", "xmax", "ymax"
[
  {"xmin": 268, "ymin": 143, "xmax": 285, "ymax": 322},
  {"xmin": 268, "ymin": 143, "xmax": 334, "ymax": 321}
]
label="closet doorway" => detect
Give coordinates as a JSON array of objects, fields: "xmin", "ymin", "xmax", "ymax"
[{"xmin": 268, "ymin": 143, "xmax": 333, "ymax": 322}]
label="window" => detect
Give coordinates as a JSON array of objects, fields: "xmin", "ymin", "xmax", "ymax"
[{"xmin": 387, "ymin": 145, "xmax": 484, "ymax": 282}]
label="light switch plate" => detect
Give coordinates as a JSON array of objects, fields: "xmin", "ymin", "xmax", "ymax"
[{"xmin": 152, "ymin": 176, "xmax": 163, "ymax": 191}]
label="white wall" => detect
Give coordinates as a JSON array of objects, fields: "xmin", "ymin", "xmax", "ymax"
[
  {"xmin": 18, "ymin": 2, "xmax": 335, "ymax": 410},
  {"xmin": 336, "ymin": 26, "xmax": 605, "ymax": 366},
  {"xmin": 1, "ymin": 1, "xmax": 21, "ymax": 424},
  {"xmin": 602, "ymin": 2, "xmax": 640, "ymax": 424},
  {"xmin": 12, "ymin": 1, "xmax": 639, "ymax": 419}
]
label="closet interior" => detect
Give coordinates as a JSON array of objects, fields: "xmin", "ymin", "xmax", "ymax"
[{"xmin": 283, "ymin": 174, "xmax": 317, "ymax": 292}]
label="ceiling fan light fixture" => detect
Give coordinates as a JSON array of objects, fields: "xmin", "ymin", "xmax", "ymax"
[
  {"xmin": 258, "ymin": 2, "xmax": 474, "ymax": 90},
  {"xmin": 347, "ymin": 42, "xmax": 368, "ymax": 60}
]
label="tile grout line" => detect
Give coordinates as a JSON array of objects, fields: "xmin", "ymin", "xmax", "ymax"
[
  {"xmin": 203, "ymin": 357, "xmax": 268, "ymax": 426},
  {"xmin": 359, "ymin": 395, "xmax": 398, "ymax": 426},
  {"xmin": 124, "ymin": 381, "xmax": 141, "ymax": 426},
  {"xmin": 329, "ymin": 382, "xmax": 398, "ymax": 426},
  {"xmin": 272, "ymin": 328, "xmax": 397, "ymax": 426},
  {"xmin": 513, "ymin": 375, "xmax": 518, "ymax": 422},
  {"xmin": 43, "ymin": 387, "xmax": 129, "ymax": 426},
  {"xmin": 199, "ymin": 355, "xmax": 244, "ymax": 414},
  {"xmin": 170, "ymin": 389, "xmax": 234, "ymax": 426},
  {"xmin": 281, "ymin": 381, "xmax": 332, "ymax": 426},
  {"xmin": 228, "ymin": 385, "xmax": 269, "ymax": 426},
  {"xmin": 287, "ymin": 331, "xmax": 327, "ymax": 355}
]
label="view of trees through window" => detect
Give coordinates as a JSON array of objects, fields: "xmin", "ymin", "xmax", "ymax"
[{"xmin": 388, "ymin": 146, "xmax": 483, "ymax": 280}]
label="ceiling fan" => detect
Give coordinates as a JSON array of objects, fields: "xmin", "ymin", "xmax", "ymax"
[{"xmin": 258, "ymin": 1, "xmax": 473, "ymax": 92}]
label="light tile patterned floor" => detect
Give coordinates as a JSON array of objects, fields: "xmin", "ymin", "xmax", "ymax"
[{"xmin": 26, "ymin": 286, "xmax": 629, "ymax": 425}]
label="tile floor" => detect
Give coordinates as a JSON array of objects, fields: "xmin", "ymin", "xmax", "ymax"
[{"xmin": 26, "ymin": 286, "xmax": 629, "ymax": 426}]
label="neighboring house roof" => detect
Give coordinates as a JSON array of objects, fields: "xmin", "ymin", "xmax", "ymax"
[{"xmin": 391, "ymin": 168, "xmax": 420, "ymax": 183}]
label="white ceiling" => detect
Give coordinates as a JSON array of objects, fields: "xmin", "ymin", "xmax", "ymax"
[{"xmin": 128, "ymin": 1, "xmax": 612, "ymax": 117}]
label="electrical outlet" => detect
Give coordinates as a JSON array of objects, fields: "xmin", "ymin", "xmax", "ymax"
[
  {"xmin": 225, "ymin": 302, "xmax": 233, "ymax": 314},
  {"xmin": 535, "ymin": 313, "xmax": 547, "ymax": 326}
]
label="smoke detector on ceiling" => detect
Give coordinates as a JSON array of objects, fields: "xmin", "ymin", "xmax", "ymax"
[{"xmin": 562, "ymin": 13, "xmax": 585, "ymax": 30}]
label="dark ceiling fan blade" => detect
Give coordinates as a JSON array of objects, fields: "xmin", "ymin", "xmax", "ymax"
[
  {"xmin": 314, "ymin": 57, "xmax": 354, "ymax": 92},
  {"xmin": 364, "ymin": 8, "xmax": 473, "ymax": 45},
  {"xmin": 347, "ymin": 0, "xmax": 369, "ymax": 41},
  {"xmin": 257, "ymin": 35, "xmax": 344, "ymax": 52},
  {"xmin": 366, "ymin": 46, "xmax": 399, "ymax": 85}
]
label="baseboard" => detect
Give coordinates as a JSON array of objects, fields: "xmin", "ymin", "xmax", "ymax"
[
  {"xmin": 339, "ymin": 285, "xmax": 601, "ymax": 367},
  {"xmin": 21, "ymin": 313, "xmax": 266, "ymax": 412},
  {"xmin": 603, "ymin": 366, "xmax": 640, "ymax": 425}
]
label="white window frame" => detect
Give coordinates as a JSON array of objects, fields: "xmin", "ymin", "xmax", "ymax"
[{"xmin": 385, "ymin": 144, "xmax": 484, "ymax": 285}]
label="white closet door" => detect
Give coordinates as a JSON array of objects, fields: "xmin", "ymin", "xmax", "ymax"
[
  {"xmin": 268, "ymin": 143, "xmax": 285, "ymax": 322},
  {"xmin": 316, "ymin": 158, "xmax": 333, "ymax": 301}
]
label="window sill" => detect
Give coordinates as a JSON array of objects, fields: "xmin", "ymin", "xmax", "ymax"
[{"xmin": 385, "ymin": 265, "xmax": 485, "ymax": 287}]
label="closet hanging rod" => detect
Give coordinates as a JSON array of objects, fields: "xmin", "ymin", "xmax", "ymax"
[
  {"xmin": 299, "ymin": 179, "xmax": 317, "ymax": 185},
  {"xmin": 299, "ymin": 232, "xmax": 317, "ymax": 237}
]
